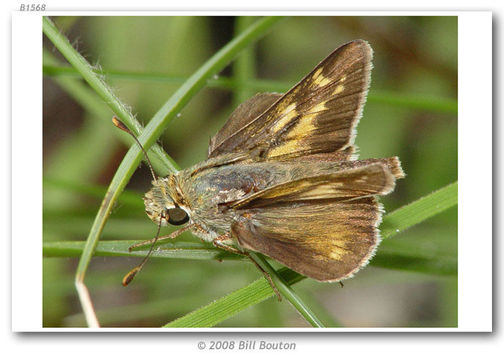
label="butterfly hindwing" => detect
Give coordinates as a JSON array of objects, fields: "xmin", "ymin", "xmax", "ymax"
[
  {"xmin": 232, "ymin": 196, "xmax": 382, "ymax": 281},
  {"xmin": 207, "ymin": 40, "xmax": 373, "ymax": 161}
]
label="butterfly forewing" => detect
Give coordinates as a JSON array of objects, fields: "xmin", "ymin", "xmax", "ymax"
[
  {"xmin": 229, "ymin": 161, "xmax": 400, "ymax": 209},
  {"xmin": 208, "ymin": 93, "xmax": 282, "ymax": 158},
  {"xmin": 207, "ymin": 40, "xmax": 373, "ymax": 161}
]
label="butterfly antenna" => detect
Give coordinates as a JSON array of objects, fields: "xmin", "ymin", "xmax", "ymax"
[
  {"xmin": 113, "ymin": 116, "xmax": 166, "ymax": 286},
  {"xmin": 112, "ymin": 116, "xmax": 158, "ymax": 182},
  {"xmin": 122, "ymin": 214, "xmax": 163, "ymax": 286}
]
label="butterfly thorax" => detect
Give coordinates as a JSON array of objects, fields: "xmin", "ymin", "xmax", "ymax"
[{"xmin": 176, "ymin": 159, "xmax": 283, "ymax": 238}]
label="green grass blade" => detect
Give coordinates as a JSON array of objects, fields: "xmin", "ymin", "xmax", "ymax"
[
  {"xmin": 380, "ymin": 182, "xmax": 458, "ymax": 239},
  {"xmin": 368, "ymin": 90, "xmax": 458, "ymax": 114},
  {"xmin": 43, "ymin": 51, "xmax": 112, "ymax": 120},
  {"xmin": 165, "ymin": 268, "xmax": 304, "ymax": 328},
  {"xmin": 44, "ymin": 239, "xmax": 243, "ymax": 261},
  {"xmin": 43, "ymin": 236, "xmax": 456, "ymax": 275},
  {"xmin": 250, "ymin": 253, "xmax": 325, "ymax": 328},
  {"xmin": 233, "ymin": 16, "xmax": 258, "ymax": 107},
  {"xmin": 43, "ymin": 236, "xmax": 457, "ymax": 276}
]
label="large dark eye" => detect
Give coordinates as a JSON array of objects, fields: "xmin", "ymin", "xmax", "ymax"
[{"xmin": 167, "ymin": 207, "xmax": 189, "ymax": 225}]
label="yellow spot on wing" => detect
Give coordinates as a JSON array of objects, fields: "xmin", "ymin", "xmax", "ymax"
[
  {"xmin": 272, "ymin": 105, "xmax": 298, "ymax": 133},
  {"xmin": 281, "ymin": 102, "xmax": 297, "ymax": 115},
  {"xmin": 312, "ymin": 246, "xmax": 349, "ymax": 261},
  {"xmin": 273, "ymin": 111, "xmax": 297, "ymax": 133},
  {"xmin": 268, "ymin": 140, "xmax": 307, "ymax": 158},
  {"xmin": 296, "ymin": 182, "xmax": 346, "ymax": 199},
  {"xmin": 268, "ymin": 112, "xmax": 317, "ymax": 158},
  {"xmin": 328, "ymin": 249, "xmax": 348, "ymax": 260},
  {"xmin": 312, "ymin": 68, "xmax": 323, "ymax": 80},
  {"xmin": 287, "ymin": 114, "xmax": 317, "ymax": 139},
  {"xmin": 314, "ymin": 75, "xmax": 331, "ymax": 87},
  {"xmin": 286, "ymin": 101, "xmax": 330, "ymax": 138},
  {"xmin": 268, "ymin": 99, "xmax": 330, "ymax": 158},
  {"xmin": 309, "ymin": 101, "xmax": 327, "ymax": 113},
  {"xmin": 311, "ymin": 68, "xmax": 333, "ymax": 87},
  {"xmin": 332, "ymin": 84, "xmax": 345, "ymax": 95}
]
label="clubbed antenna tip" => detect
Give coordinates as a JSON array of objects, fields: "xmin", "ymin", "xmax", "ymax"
[
  {"xmin": 111, "ymin": 116, "xmax": 158, "ymax": 182},
  {"xmin": 122, "ymin": 267, "xmax": 140, "ymax": 286},
  {"xmin": 112, "ymin": 116, "xmax": 131, "ymax": 134}
]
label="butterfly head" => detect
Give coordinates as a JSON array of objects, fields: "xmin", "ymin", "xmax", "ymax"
[{"xmin": 144, "ymin": 177, "xmax": 190, "ymax": 227}]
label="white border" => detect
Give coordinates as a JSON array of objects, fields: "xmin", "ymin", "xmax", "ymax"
[
  {"xmin": 457, "ymin": 12, "xmax": 493, "ymax": 332},
  {"xmin": 11, "ymin": 11, "xmax": 492, "ymax": 333},
  {"xmin": 12, "ymin": 13, "xmax": 43, "ymax": 332}
]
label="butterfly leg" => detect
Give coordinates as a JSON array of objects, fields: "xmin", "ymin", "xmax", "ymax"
[
  {"xmin": 128, "ymin": 223, "xmax": 196, "ymax": 251},
  {"xmin": 213, "ymin": 234, "xmax": 282, "ymax": 301}
]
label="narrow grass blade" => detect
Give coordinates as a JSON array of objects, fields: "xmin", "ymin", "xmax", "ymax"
[
  {"xmin": 380, "ymin": 182, "xmax": 458, "ymax": 239},
  {"xmin": 250, "ymin": 253, "xmax": 325, "ymax": 328},
  {"xmin": 368, "ymin": 90, "xmax": 458, "ymax": 114},
  {"xmin": 233, "ymin": 16, "xmax": 258, "ymax": 107},
  {"xmin": 43, "ymin": 237, "xmax": 456, "ymax": 275},
  {"xmin": 165, "ymin": 268, "xmax": 304, "ymax": 328}
]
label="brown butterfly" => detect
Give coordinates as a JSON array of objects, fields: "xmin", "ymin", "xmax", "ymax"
[{"xmin": 115, "ymin": 39, "xmax": 405, "ymax": 295}]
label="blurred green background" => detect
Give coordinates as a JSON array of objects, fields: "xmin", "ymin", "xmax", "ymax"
[{"xmin": 43, "ymin": 16, "xmax": 457, "ymax": 327}]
